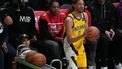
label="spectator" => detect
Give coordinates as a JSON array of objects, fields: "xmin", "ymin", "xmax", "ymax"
[
  {"xmin": 112, "ymin": 1, "xmax": 122, "ymax": 69},
  {"xmin": 0, "ymin": 4, "xmax": 13, "ymax": 69},
  {"xmin": 0, "ymin": 20, "xmax": 7, "ymax": 69},
  {"xmin": 34, "ymin": 1, "xmax": 66, "ymax": 68},
  {"xmin": 17, "ymin": 34, "xmax": 33, "ymax": 59},
  {"xmin": 7, "ymin": 0, "xmax": 36, "ymax": 49},
  {"xmin": 88, "ymin": 0, "xmax": 116, "ymax": 69}
]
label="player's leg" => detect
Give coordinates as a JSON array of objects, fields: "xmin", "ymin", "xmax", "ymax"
[{"xmin": 77, "ymin": 48, "xmax": 87, "ymax": 69}]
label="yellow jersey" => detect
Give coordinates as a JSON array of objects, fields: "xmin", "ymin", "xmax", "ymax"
[
  {"xmin": 64, "ymin": 12, "xmax": 87, "ymax": 68},
  {"xmin": 68, "ymin": 12, "xmax": 86, "ymax": 54}
]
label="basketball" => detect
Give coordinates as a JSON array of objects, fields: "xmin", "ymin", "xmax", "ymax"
[
  {"xmin": 26, "ymin": 50, "xmax": 38, "ymax": 62},
  {"xmin": 86, "ymin": 26, "xmax": 100, "ymax": 41},
  {"xmin": 30, "ymin": 53, "xmax": 46, "ymax": 67}
]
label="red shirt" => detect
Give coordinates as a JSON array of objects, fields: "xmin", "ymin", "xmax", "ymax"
[{"xmin": 40, "ymin": 10, "xmax": 66, "ymax": 40}]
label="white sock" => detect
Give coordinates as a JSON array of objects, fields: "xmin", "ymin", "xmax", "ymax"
[
  {"xmin": 100, "ymin": 66, "xmax": 108, "ymax": 69},
  {"xmin": 115, "ymin": 63, "xmax": 122, "ymax": 69}
]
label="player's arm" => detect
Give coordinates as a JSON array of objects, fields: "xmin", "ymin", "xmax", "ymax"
[{"xmin": 65, "ymin": 17, "xmax": 84, "ymax": 44}]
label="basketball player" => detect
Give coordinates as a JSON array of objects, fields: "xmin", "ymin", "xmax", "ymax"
[{"xmin": 64, "ymin": 0, "xmax": 88, "ymax": 69}]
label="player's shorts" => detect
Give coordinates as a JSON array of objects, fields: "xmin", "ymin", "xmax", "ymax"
[{"xmin": 64, "ymin": 37, "xmax": 87, "ymax": 69}]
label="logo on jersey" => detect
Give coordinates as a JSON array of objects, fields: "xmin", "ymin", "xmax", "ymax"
[
  {"xmin": 19, "ymin": 16, "xmax": 31, "ymax": 23},
  {"xmin": 0, "ymin": 22, "xmax": 3, "ymax": 34},
  {"xmin": 73, "ymin": 24, "xmax": 86, "ymax": 31},
  {"xmin": 50, "ymin": 24, "xmax": 57, "ymax": 29}
]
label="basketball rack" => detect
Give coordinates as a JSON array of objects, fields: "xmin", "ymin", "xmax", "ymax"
[{"xmin": 16, "ymin": 57, "xmax": 56, "ymax": 69}]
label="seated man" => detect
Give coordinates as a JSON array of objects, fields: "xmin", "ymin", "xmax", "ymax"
[{"xmin": 34, "ymin": 1, "xmax": 66, "ymax": 68}]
